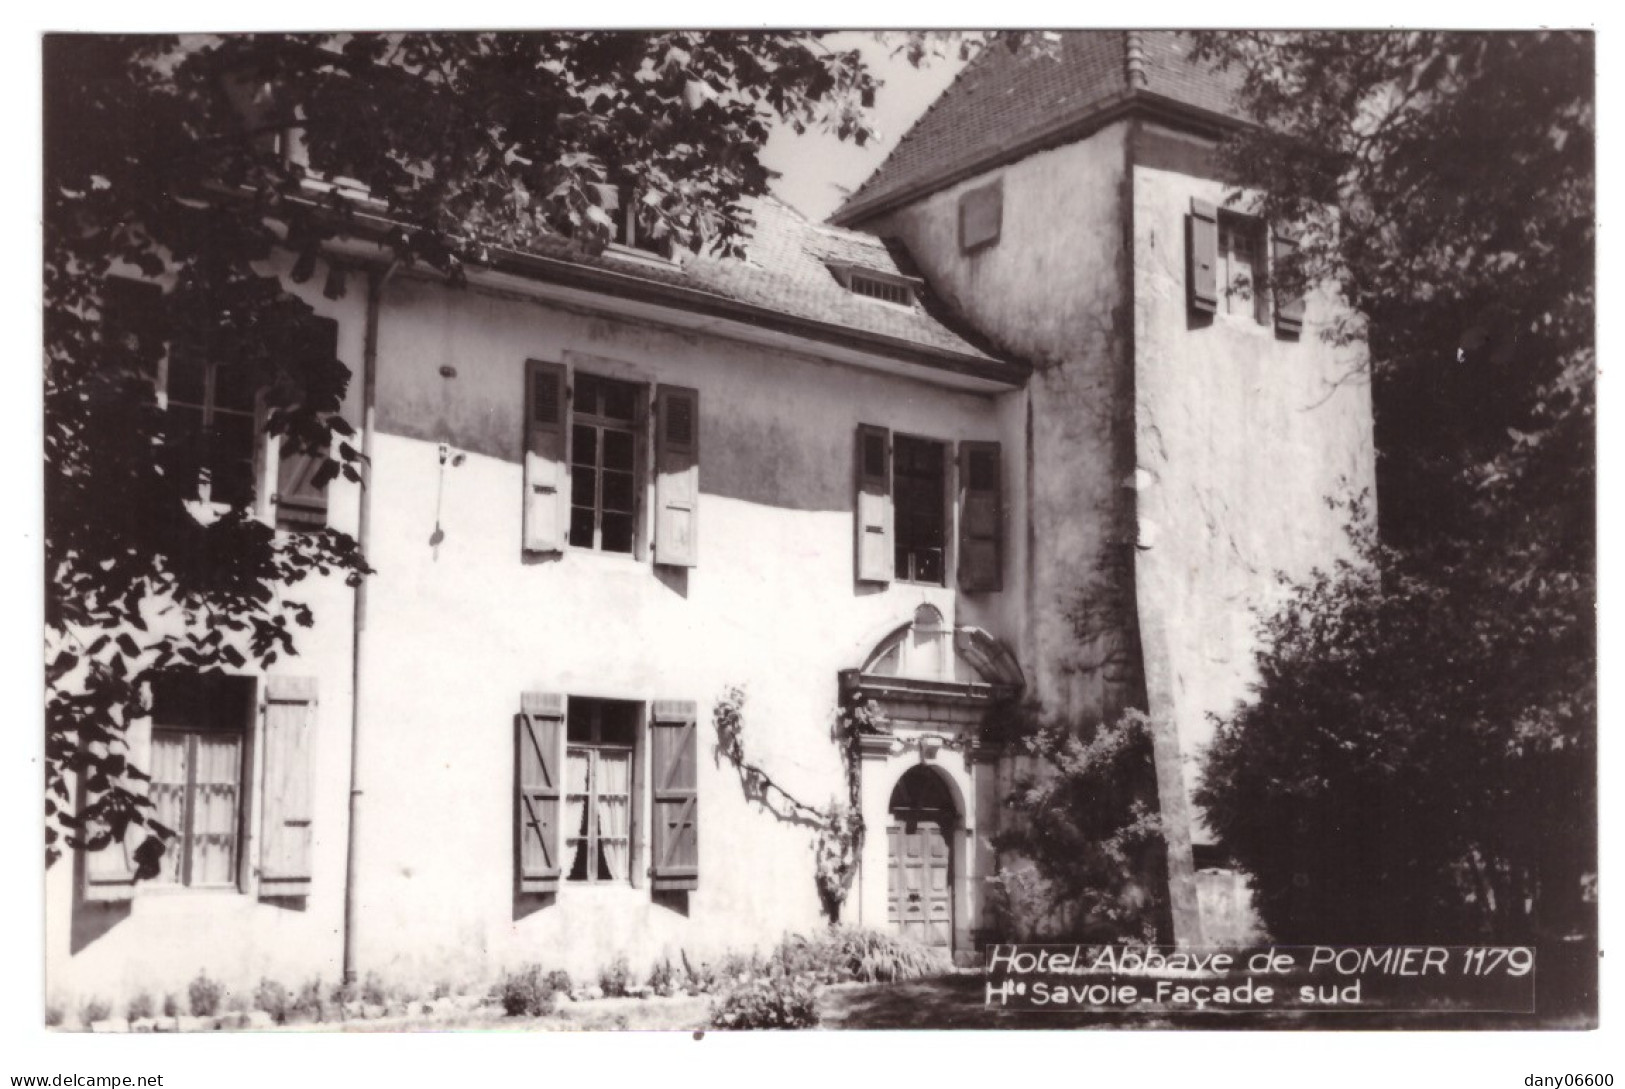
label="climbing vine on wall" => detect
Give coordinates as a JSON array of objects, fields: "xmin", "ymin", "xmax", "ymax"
[{"xmin": 713, "ymin": 685, "xmax": 880, "ymax": 922}]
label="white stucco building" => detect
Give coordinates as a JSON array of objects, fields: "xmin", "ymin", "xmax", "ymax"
[{"xmin": 48, "ymin": 31, "xmax": 1373, "ymax": 1003}]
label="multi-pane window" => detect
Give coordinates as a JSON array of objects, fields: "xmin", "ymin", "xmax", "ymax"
[
  {"xmin": 893, "ymin": 435, "xmax": 946, "ymax": 585},
  {"xmin": 147, "ymin": 675, "xmax": 253, "ymax": 888},
  {"xmin": 568, "ymin": 373, "xmax": 639, "ymax": 553},
  {"xmin": 564, "ymin": 699, "xmax": 638, "ymax": 884},
  {"xmin": 1218, "ymin": 214, "xmax": 1266, "ymax": 321},
  {"xmin": 166, "ymin": 338, "xmax": 259, "ymax": 507}
]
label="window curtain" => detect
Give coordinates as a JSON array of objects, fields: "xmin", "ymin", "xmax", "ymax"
[{"xmin": 596, "ymin": 751, "xmax": 631, "ymax": 881}]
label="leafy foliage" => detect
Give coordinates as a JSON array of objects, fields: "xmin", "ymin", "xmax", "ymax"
[
  {"xmin": 709, "ymin": 975, "xmax": 821, "ymax": 1030},
  {"xmin": 713, "ymin": 684, "xmax": 870, "ymax": 921},
  {"xmin": 988, "ymin": 705, "xmax": 1165, "ymax": 942},
  {"xmin": 186, "ymin": 972, "xmax": 226, "ymax": 1017},
  {"xmin": 770, "ymin": 927, "xmax": 950, "ymax": 984},
  {"xmin": 1188, "ymin": 32, "xmax": 1594, "ymax": 947},
  {"xmin": 45, "ymin": 31, "xmax": 897, "ymax": 872},
  {"xmin": 494, "ymin": 964, "xmax": 569, "ymax": 1017},
  {"xmin": 1198, "ymin": 524, "xmax": 1595, "ymax": 944}
]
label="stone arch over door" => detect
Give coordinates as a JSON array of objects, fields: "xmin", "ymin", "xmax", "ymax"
[
  {"xmin": 841, "ymin": 606, "xmax": 1023, "ymax": 962},
  {"xmin": 886, "ymin": 765, "xmax": 959, "ymax": 948}
]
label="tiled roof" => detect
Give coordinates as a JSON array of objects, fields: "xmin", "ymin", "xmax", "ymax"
[
  {"xmin": 509, "ymin": 194, "xmax": 1003, "ymax": 366},
  {"xmin": 831, "ymin": 30, "xmax": 1246, "ymax": 226}
]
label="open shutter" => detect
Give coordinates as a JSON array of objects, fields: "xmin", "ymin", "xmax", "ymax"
[
  {"xmin": 958, "ymin": 441, "xmax": 1003, "ymax": 592},
  {"xmin": 523, "ymin": 360, "xmax": 570, "ymax": 553},
  {"xmin": 275, "ymin": 319, "xmax": 338, "ymax": 529},
  {"xmin": 517, "ymin": 692, "xmax": 565, "ymax": 893},
  {"xmin": 855, "ymin": 424, "xmax": 893, "ymax": 584},
  {"xmin": 1273, "ymin": 234, "xmax": 1306, "ymax": 336},
  {"xmin": 650, "ymin": 700, "xmax": 698, "ymax": 891},
  {"xmin": 81, "ymin": 710, "xmax": 151, "ymax": 903},
  {"xmin": 103, "ymin": 276, "xmax": 165, "ymax": 377},
  {"xmin": 259, "ymin": 676, "xmax": 316, "ymax": 897},
  {"xmin": 653, "ymin": 385, "xmax": 699, "ymax": 567},
  {"xmin": 1188, "ymin": 198, "xmax": 1219, "ymax": 314}
]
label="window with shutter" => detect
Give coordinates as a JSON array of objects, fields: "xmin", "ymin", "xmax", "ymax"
[
  {"xmin": 259, "ymin": 675, "xmax": 316, "ymax": 897},
  {"xmin": 893, "ymin": 435, "xmax": 947, "ymax": 586},
  {"xmin": 274, "ymin": 319, "xmax": 339, "ymax": 530},
  {"xmin": 653, "ymin": 385, "xmax": 699, "ymax": 567},
  {"xmin": 138, "ymin": 673, "xmax": 256, "ymax": 890},
  {"xmin": 1273, "ymin": 234, "xmax": 1306, "ymax": 336},
  {"xmin": 958, "ymin": 441, "xmax": 1003, "ymax": 592},
  {"xmin": 522, "ymin": 360, "xmax": 570, "ymax": 553},
  {"xmin": 563, "ymin": 699, "xmax": 640, "ymax": 884},
  {"xmin": 649, "ymin": 701, "xmax": 698, "ymax": 891},
  {"xmin": 516, "ymin": 692, "xmax": 566, "ymax": 893},
  {"xmin": 567, "ymin": 372, "xmax": 641, "ymax": 555},
  {"xmin": 1188, "ymin": 197, "xmax": 1219, "ymax": 314},
  {"xmin": 855, "ymin": 424, "xmax": 894, "ymax": 584},
  {"xmin": 166, "ymin": 330, "xmax": 261, "ymax": 509}
]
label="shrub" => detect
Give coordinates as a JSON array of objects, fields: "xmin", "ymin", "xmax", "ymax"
[
  {"xmin": 360, "ymin": 973, "xmax": 388, "ymax": 1007},
  {"xmin": 598, "ymin": 954, "xmax": 633, "ymax": 998},
  {"xmin": 679, "ymin": 950, "xmax": 718, "ymax": 994},
  {"xmin": 125, "ymin": 992, "xmax": 156, "ymax": 1021},
  {"xmin": 254, "ymin": 979, "xmax": 291, "ymax": 1025},
  {"xmin": 647, "ymin": 957, "xmax": 679, "ymax": 996},
  {"xmin": 45, "ymin": 1002, "xmax": 64, "ymax": 1028},
  {"xmin": 288, "ymin": 979, "xmax": 328, "ymax": 1024},
  {"xmin": 187, "ymin": 972, "xmax": 226, "ymax": 1017},
  {"xmin": 495, "ymin": 965, "xmax": 563, "ymax": 1018},
  {"xmin": 771, "ymin": 927, "xmax": 950, "ymax": 984},
  {"xmin": 162, "ymin": 994, "xmax": 180, "ymax": 1018},
  {"xmin": 710, "ymin": 975, "xmax": 819, "ymax": 1030},
  {"xmin": 79, "ymin": 996, "xmax": 112, "ymax": 1025}
]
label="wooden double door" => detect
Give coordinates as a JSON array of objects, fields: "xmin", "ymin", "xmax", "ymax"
[{"xmin": 886, "ymin": 813, "xmax": 954, "ymax": 949}]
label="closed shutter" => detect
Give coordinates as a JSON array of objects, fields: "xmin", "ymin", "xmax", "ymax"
[
  {"xmin": 81, "ymin": 710, "xmax": 152, "ymax": 903},
  {"xmin": 523, "ymin": 360, "xmax": 570, "ymax": 553},
  {"xmin": 259, "ymin": 675, "xmax": 316, "ymax": 897},
  {"xmin": 855, "ymin": 424, "xmax": 893, "ymax": 584},
  {"xmin": 649, "ymin": 700, "xmax": 698, "ymax": 891},
  {"xmin": 653, "ymin": 385, "xmax": 699, "ymax": 567},
  {"xmin": 1273, "ymin": 235, "xmax": 1306, "ymax": 335},
  {"xmin": 1189, "ymin": 198, "xmax": 1219, "ymax": 314},
  {"xmin": 517, "ymin": 692, "xmax": 565, "ymax": 893},
  {"xmin": 958, "ymin": 441, "xmax": 1003, "ymax": 592},
  {"xmin": 275, "ymin": 319, "xmax": 339, "ymax": 529}
]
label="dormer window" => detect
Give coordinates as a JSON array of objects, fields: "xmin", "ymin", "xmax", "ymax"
[
  {"xmin": 827, "ymin": 262, "xmax": 920, "ymax": 309},
  {"xmin": 608, "ymin": 186, "xmax": 677, "ymax": 263}
]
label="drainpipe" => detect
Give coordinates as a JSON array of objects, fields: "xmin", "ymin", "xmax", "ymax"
[{"xmin": 342, "ymin": 261, "xmax": 396, "ymax": 984}]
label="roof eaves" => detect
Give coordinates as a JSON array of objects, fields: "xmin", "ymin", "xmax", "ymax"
[{"xmin": 830, "ymin": 87, "xmax": 1252, "ymax": 229}]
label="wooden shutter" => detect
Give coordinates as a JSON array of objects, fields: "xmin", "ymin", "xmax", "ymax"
[
  {"xmin": 516, "ymin": 692, "xmax": 565, "ymax": 893},
  {"xmin": 82, "ymin": 705, "xmax": 155, "ymax": 902},
  {"xmin": 1273, "ymin": 234, "xmax": 1306, "ymax": 335},
  {"xmin": 259, "ymin": 675, "xmax": 316, "ymax": 897},
  {"xmin": 958, "ymin": 441, "xmax": 1003, "ymax": 592},
  {"xmin": 653, "ymin": 385, "xmax": 699, "ymax": 567},
  {"xmin": 650, "ymin": 700, "xmax": 698, "ymax": 891},
  {"xmin": 855, "ymin": 424, "xmax": 893, "ymax": 584},
  {"xmin": 1188, "ymin": 198, "xmax": 1219, "ymax": 314},
  {"xmin": 959, "ymin": 181, "xmax": 1003, "ymax": 252},
  {"xmin": 523, "ymin": 360, "xmax": 570, "ymax": 553},
  {"xmin": 103, "ymin": 276, "xmax": 164, "ymax": 376},
  {"xmin": 275, "ymin": 319, "xmax": 338, "ymax": 529}
]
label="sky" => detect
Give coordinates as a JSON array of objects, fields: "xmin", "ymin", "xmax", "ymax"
[{"xmin": 759, "ymin": 32, "xmax": 969, "ymax": 222}]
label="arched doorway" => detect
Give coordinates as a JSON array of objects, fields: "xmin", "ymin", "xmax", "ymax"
[{"xmin": 886, "ymin": 765, "xmax": 957, "ymax": 949}]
